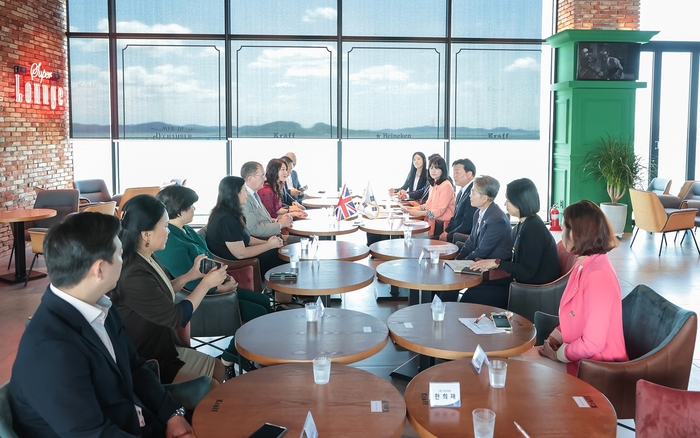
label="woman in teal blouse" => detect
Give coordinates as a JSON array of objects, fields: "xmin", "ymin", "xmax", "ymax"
[{"xmin": 154, "ymin": 185, "xmax": 271, "ymax": 322}]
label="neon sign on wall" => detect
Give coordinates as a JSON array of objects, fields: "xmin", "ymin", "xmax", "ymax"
[{"xmin": 14, "ymin": 62, "xmax": 65, "ymax": 110}]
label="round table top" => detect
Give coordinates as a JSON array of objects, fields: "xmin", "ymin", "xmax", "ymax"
[
  {"xmin": 193, "ymin": 363, "xmax": 406, "ymax": 438},
  {"xmin": 235, "ymin": 308, "xmax": 389, "ymax": 365},
  {"xmin": 359, "ymin": 218, "xmax": 429, "ymax": 236},
  {"xmin": 265, "ymin": 261, "xmax": 375, "ymax": 295},
  {"xmin": 302, "ymin": 198, "xmax": 343, "ymax": 208},
  {"xmin": 386, "ymin": 303, "xmax": 536, "ymax": 360},
  {"xmin": 375, "ymin": 259, "xmax": 483, "ymax": 291},
  {"xmin": 289, "ymin": 219, "xmax": 359, "ymax": 237},
  {"xmin": 0, "ymin": 208, "xmax": 57, "ymax": 223},
  {"xmin": 304, "ymin": 190, "xmax": 339, "ymax": 199},
  {"xmin": 404, "ymin": 359, "xmax": 616, "ymax": 438},
  {"xmin": 279, "ymin": 241, "xmax": 370, "ymax": 262},
  {"xmin": 370, "ymin": 239, "xmax": 459, "ymax": 261}
]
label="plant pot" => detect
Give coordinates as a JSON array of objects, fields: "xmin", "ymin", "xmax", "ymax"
[{"xmin": 600, "ymin": 202, "xmax": 627, "ymax": 238}]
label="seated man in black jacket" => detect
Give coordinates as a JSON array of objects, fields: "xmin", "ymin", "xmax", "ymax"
[
  {"xmin": 10, "ymin": 212, "xmax": 191, "ymax": 438},
  {"xmin": 439, "ymin": 158, "xmax": 478, "ymax": 243}
]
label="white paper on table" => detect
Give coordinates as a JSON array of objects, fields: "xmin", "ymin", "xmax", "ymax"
[
  {"xmin": 459, "ymin": 317, "xmax": 509, "ymax": 334},
  {"xmin": 423, "ymin": 244, "xmax": 459, "ymax": 253},
  {"xmin": 300, "ymin": 411, "xmax": 318, "ymax": 438}
]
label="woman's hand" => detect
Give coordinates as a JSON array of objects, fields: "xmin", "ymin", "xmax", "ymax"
[
  {"xmin": 216, "ymin": 275, "xmax": 238, "ymax": 293},
  {"xmin": 388, "ymin": 188, "xmax": 396, "ymax": 196},
  {"xmin": 538, "ymin": 338, "xmax": 559, "ymax": 361},
  {"xmin": 200, "ymin": 265, "xmax": 228, "ymax": 289},
  {"xmin": 397, "ymin": 189, "xmax": 408, "ymax": 200},
  {"xmin": 470, "ymin": 259, "xmax": 498, "ymax": 271},
  {"xmin": 277, "ymin": 214, "xmax": 293, "ymax": 228},
  {"xmin": 268, "ymin": 235, "xmax": 283, "ymax": 249},
  {"xmin": 186, "ymin": 254, "xmax": 208, "ymax": 280}
]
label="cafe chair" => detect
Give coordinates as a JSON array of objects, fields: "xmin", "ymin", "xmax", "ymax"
[
  {"xmin": 115, "ymin": 186, "xmax": 161, "ymax": 218},
  {"xmin": 79, "ymin": 200, "xmax": 117, "ymax": 215},
  {"xmin": 451, "ymin": 232, "xmax": 469, "ymax": 249},
  {"xmin": 507, "ymin": 241, "xmax": 577, "ymax": 345},
  {"xmin": 8, "ymin": 189, "xmax": 80, "ymax": 270},
  {"xmin": 576, "ymin": 284, "xmax": 697, "ymax": 420},
  {"xmin": 635, "ymin": 379, "xmax": 700, "ymax": 438},
  {"xmin": 195, "ymin": 227, "xmax": 263, "ymax": 292},
  {"xmin": 72, "ymin": 179, "xmax": 122, "ymax": 205},
  {"xmin": 24, "ymin": 230, "xmax": 48, "ymax": 287},
  {"xmin": 0, "ymin": 382, "xmax": 20, "ymax": 438},
  {"xmin": 144, "ymin": 360, "xmax": 210, "ymax": 413},
  {"xmin": 647, "ymin": 177, "xmax": 672, "ymax": 195},
  {"xmin": 629, "ymin": 189, "xmax": 699, "ymax": 256},
  {"xmin": 657, "ymin": 180, "xmax": 697, "ymax": 210}
]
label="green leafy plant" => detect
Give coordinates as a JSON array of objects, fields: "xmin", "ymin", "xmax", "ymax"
[{"xmin": 583, "ymin": 135, "xmax": 645, "ymax": 204}]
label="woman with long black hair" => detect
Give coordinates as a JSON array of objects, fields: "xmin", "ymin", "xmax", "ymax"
[{"xmin": 389, "ymin": 151, "xmax": 428, "ymax": 200}]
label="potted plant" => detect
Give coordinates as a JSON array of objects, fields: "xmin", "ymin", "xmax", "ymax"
[{"xmin": 582, "ymin": 135, "xmax": 644, "ymax": 237}]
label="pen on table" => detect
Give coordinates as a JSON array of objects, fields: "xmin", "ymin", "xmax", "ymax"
[
  {"xmin": 474, "ymin": 313, "xmax": 486, "ymax": 323},
  {"xmin": 514, "ymin": 421, "xmax": 531, "ymax": 438}
]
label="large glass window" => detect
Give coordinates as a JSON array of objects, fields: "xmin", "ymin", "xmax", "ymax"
[
  {"xmin": 68, "ymin": 0, "xmax": 107, "ymax": 33},
  {"xmin": 232, "ymin": 42, "xmax": 336, "ymax": 138},
  {"xmin": 452, "ymin": 44, "xmax": 541, "ymax": 140},
  {"xmin": 634, "ymin": 52, "xmax": 653, "ymax": 187},
  {"xmin": 344, "ymin": 43, "xmax": 444, "ymax": 138},
  {"xmin": 452, "ymin": 0, "xmax": 542, "ymax": 39},
  {"xmin": 116, "ymin": 40, "xmax": 225, "ymax": 139},
  {"xmin": 230, "ymin": 0, "xmax": 337, "ymax": 36},
  {"xmin": 72, "ymin": 139, "xmax": 113, "ymax": 185},
  {"xmin": 116, "ymin": 0, "xmax": 224, "ymax": 34},
  {"xmin": 69, "ymin": 38, "xmax": 110, "ymax": 138},
  {"xmin": 343, "ymin": 0, "xmax": 446, "ymax": 37}
]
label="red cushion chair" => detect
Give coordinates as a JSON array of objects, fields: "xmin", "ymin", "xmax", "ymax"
[{"xmin": 636, "ymin": 379, "xmax": 700, "ymax": 438}]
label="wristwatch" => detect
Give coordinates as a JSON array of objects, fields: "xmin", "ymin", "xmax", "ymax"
[
  {"xmin": 494, "ymin": 259, "xmax": 501, "ymax": 268},
  {"xmin": 170, "ymin": 407, "xmax": 186, "ymax": 419}
]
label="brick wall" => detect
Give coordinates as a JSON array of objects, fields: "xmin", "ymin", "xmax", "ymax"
[
  {"xmin": 558, "ymin": 0, "xmax": 641, "ymax": 31},
  {"xmin": 0, "ymin": 0, "xmax": 70, "ymax": 256}
]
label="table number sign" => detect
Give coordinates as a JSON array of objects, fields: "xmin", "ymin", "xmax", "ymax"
[
  {"xmin": 300, "ymin": 411, "xmax": 318, "ymax": 438},
  {"xmin": 471, "ymin": 344, "xmax": 490, "ymax": 373},
  {"xmin": 428, "ymin": 382, "xmax": 461, "ymax": 407}
]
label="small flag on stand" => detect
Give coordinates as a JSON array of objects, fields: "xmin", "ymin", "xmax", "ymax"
[
  {"xmin": 335, "ymin": 183, "xmax": 356, "ymax": 220},
  {"xmin": 361, "ymin": 181, "xmax": 380, "ymax": 219}
]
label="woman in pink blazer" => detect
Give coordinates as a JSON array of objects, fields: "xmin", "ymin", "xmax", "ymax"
[
  {"xmin": 402, "ymin": 156, "xmax": 455, "ymax": 237},
  {"xmin": 539, "ymin": 200, "xmax": 628, "ymax": 375}
]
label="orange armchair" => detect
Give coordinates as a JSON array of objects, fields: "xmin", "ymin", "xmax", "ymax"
[{"xmin": 629, "ymin": 189, "xmax": 699, "ymax": 256}]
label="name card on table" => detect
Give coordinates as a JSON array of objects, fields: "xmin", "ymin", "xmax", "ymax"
[
  {"xmin": 429, "ymin": 382, "xmax": 461, "ymax": 407},
  {"xmin": 471, "ymin": 344, "xmax": 490, "ymax": 373},
  {"xmin": 300, "ymin": 411, "xmax": 318, "ymax": 438}
]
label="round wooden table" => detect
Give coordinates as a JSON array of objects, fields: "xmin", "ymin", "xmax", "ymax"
[
  {"xmin": 359, "ymin": 218, "xmax": 429, "ymax": 236},
  {"xmin": 288, "ymin": 219, "xmax": 358, "ymax": 237},
  {"xmin": 370, "ymin": 239, "xmax": 459, "ymax": 260},
  {"xmin": 265, "ymin": 261, "xmax": 375, "ymax": 297},
  {"xmin": 404, "ymin": 359, "xmax": 616, "ymax": 438},
  {"xmin": 279, "ymin": 241, "xmax": 369, "ymax": 262},
  {"xmin": 387, "ymin": 303, "xmax": 535, "ymax": 360},
  {"xmin": 304, "ymin": 190, "xmax": 339, "ymax": 199},
  {"xmin": 235, "ymin": 308, "xmax": 389, "ymax": 365},
  {"xmin": 193, "ymin": 363, "xmax": 406, "ymax": 438},
  {"xmin": 302, "ymin": 198, "xmax": 344, "ymax": 209},
  {"xmin": 0, "ymin": 208, "xmax": 56, "ymax": 284}
]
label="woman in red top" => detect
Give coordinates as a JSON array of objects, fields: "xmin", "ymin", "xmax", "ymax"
[
  {"xmin": 539, "ymin": 200, "xmax": 628, "ymax": 375},
  {"xmin": 257, "ymin": 158, "xmax": 307, "ymax": 219}
]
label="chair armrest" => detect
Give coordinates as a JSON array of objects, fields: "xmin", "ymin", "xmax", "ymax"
[
  {"xmin": 683, "ymin": 200, "xmax": 700, "ymax": 212},
  {"xmin": 452, "ymin": 233, "xmax": 469, "ymax": 244},
  {"xmin": 175, "ymin": 290, "xmax": 242, "ymax": 338},
  {"xmin": 657, "ymin": 194, "xmax": 683, "ymax": 209},
  {"xmin": 163, "ymin": 376, "xmax": 212, "ymax": 410},
  {"xmin": 507, "ymin": 273, "xmax": 569, "ymax": 327},
  {"xmin": 665, "ymin": 208, "xmax": 698, "ymax": 230},
  {"xmin": 533, "ymin": 311, "xmax": 559, "ymax": 347},
  {"xmin": 212, "ymin": 256, "xmax": 262, "ymax": 292}
]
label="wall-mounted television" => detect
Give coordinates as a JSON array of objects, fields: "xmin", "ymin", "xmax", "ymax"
[{"xmin": 576, "ymin": 42, "xmax": 641, "ymax": 81}]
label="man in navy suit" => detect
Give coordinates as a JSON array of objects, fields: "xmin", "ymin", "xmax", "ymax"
[
  {"xmin": 439, "ymin": 158, "xmax": 477, "ymax": 243},
  {"xmin": 284, "ymin": 152, "xmax": 304, "ymax": 200},
  {"xmin": 10, "ymin": 213, "xmax": 191, "ymax": 438}
]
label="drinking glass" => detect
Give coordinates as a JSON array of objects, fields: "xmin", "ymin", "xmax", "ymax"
[
  {"xmin": 432, "ymin": 302, "xmax": 445, "ymax": 322},
  {"xmin": 312, "ymin": 357, "xmax": 331, "ymax": 385},
  {"xmin": 472, "ymin": 408, "xmax": 496, "ymax": 438},
  {"xmin": 403, "ymin": 228, "xmax": 412, "ymax": 244},
  {"xmin": 430, "ymin": 250, "xmax": 440, "ymax": 264},
  {"xmin": 488, "ymin": 360, "xmax": 508, "ymax": 388},
  {"xmin": 290, "ymin": 255, "xmax": 300, "ymax": 270},
  {"xmin": 305, "ymin": 303, "xmax": 319, "ymax": 322},
  {"xmin": 300, "ymin": 238, "xmax": 309, "ymax": 252}
]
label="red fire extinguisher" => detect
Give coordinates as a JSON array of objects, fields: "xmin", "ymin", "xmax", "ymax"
[{"xmin": 549, "ymin": 204, "xmax": 562, "ymax": 231}]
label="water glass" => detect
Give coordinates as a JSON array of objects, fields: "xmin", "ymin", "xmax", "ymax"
[
  {"xmin": 387, "ymin": 215, "xmax": 395, "ymax": 229},
  {"xmin": 300, "ymin": 238, "xmax": 309, "ymax": 252},
  {"xmin": 488, "ymin": 360, "xmax": 508, "ymax": 388},
  {"xmin": 403, "ymin": 228, "xmax": 412, "ymax": 244},
  {"xmin": 312, "ymin": 357, "xmax": 331, "ymax": 385},
  {"xmin": 305, "ymin": 303, "xmax": 319, "ymax": 322},
  {"xmin": 432, "ymin": 302, "xmax": 445, "ymax": 322},
  {"xmin": 290, "ymin": 255, "xmax": 300, "ymax": 270},
  {"xmin": 472, "ymin": 408, "xmax": 496, "ymax": 438},
  {"xmin": 430, "ymin": 250, "xmax": 440, "ymax": 264},
  {"xmin": 403, "ymin": 212, "xmax": 410, "ymax": 223}
]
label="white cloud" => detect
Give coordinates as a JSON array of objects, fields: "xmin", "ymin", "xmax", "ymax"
[
  {"xmin": 246, "ymin": 47, "xmax": 332, "ymax": 78},
  {"xmin": 349, "ymin": 65, "xmax": 409, "ymax": 84},
  {"xmin": 504, "ymin": 57, "xmax": 539, "ymax": 72},
  {"xmin": 302, "ymin": 7, "xmax": 337, "ymax": 23},
  {"xmin": 115, "ymin": 20, "xmax": 192, "ymax": 34}
]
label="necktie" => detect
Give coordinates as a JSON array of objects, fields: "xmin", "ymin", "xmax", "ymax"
[
  {"xmin": 455, "ymin": 187, "xmax": 464, "ymax": 205},
  {"xmin": 253, "ymin": 191, "xmax": 263, "ymax": 208}
]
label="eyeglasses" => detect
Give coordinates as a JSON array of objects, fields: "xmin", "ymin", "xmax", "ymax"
[{"xmin": 470, "ymin": 190, "xmax": 484, "ymax": 196}]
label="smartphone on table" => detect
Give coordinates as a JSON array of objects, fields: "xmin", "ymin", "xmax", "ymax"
[
  {"xmin": 491, "ymin": 313, "xmax": 512, "ymax": 329},
  {"xmin": 199, "ymin": 257, "xmax": 222, "ymax": 274},
  {"xmin": 248, "ymin": 423, "xmax": 287, "ymax": 438}
]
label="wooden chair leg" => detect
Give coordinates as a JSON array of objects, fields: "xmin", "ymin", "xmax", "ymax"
[
  {"xmin": 24, "ymin": 254, "xmax": 39, "ymax": 287},
  {"xmin": 688, "ymin": 228, "xmax": 700, "ymax": 255},
  {"xmin": 630, "ymin": 228, "xmax": 640, "ymax": 248}
]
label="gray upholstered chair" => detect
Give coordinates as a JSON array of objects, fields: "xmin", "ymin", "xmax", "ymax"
[
  {"xmin": 647, "ymin": 177, "xmax": 672, "ymax": 195},
  {"xmin": 72, "ymin": 179, "xmax": 121, "ymax": 204},
  {"xmin": 575, "ymin": 284, "xmax": 697, "ymax": 420}
]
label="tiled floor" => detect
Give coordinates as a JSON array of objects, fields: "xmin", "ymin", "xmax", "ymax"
[{"xmin": 2, "ymin": 228, "xmax": 700, "ymax": 437}]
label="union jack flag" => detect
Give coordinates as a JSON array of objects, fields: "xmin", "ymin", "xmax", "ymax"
[{"xmin": 335, "ymin": 183, "xmax": 356, "ymax": 220}]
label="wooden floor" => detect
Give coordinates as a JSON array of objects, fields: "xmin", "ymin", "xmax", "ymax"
[{"xmin": 2, "ymin": 228, "xmax": 700, "ymax": 437}]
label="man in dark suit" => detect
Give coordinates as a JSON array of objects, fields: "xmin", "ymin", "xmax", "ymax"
[
  {"xmin": 439, "ymin": 158, "xmax": 477, "ymax": 243},
  {"xmin": 10, "ymin": 212, "xmax": 191, "ymax": 438},
  {"xmin": 284, "ymin": 152, "xmax": 304, "ymax": 200}
]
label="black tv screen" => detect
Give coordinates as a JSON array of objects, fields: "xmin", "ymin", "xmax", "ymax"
[{"xmin": 576, "ymin": 42, "xmax": 641, "ymax": 81}]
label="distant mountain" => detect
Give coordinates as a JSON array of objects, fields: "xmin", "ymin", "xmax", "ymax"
[{"xmin": 72, "ymin": 121, "xmax": 538, "ymax": 140}]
